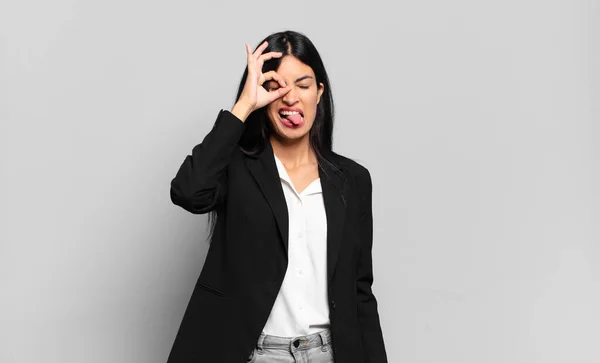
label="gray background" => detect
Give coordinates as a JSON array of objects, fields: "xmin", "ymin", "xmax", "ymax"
[{"xmin": 1, "ymin": 0, "xmax": 599, "ymax": 362}]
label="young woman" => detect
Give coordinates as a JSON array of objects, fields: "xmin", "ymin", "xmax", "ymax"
[{"xmin": 167, "ymin": 30, "xmax": 387, "ymax": 363}]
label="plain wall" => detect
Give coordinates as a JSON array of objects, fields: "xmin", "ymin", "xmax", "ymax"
[{"xmin": 1, "ymin": 0, "xmax": 598, "ymax": 362}]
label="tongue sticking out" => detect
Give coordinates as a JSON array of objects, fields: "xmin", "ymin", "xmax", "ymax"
[{"xmin": 286, "ymin": 113, "xmax": 303, "ymax": 125}]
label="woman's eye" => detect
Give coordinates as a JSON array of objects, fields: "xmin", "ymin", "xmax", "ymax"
[{"xmin": 298, "ymin": 85, "xmax": 310, "ymax": 89}]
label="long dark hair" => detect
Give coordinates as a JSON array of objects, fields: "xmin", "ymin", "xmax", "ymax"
[{"xmin": 206, "ymin": 30, "xmax": 339, "ymax": 242}]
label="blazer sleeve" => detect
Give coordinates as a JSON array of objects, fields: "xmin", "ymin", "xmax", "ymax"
[
  {"xmin": 356, "ymin": 168, "xmax": 388, "ymax": 362},
  {"xmin": 170, "ymin": 109, "xmax": 246, "ymax": 214}
]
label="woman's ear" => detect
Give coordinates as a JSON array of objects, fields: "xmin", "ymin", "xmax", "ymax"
[{"xmin": 317, "ymin": 82, "xmax": 325, "ymax": 104}]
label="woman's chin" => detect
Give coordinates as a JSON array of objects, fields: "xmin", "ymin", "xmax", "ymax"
[{"xmin": 273, "ymin": 125, "xmax": 310, "ymax": 141}]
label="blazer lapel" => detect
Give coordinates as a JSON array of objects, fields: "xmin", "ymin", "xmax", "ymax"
[
  {"xmin": 318, "ymin": 153, "xmax": 347, "ymax": 284},
  {"xmin": 244, "ymin": 141, "xmax": 348, "ymax": 284},
  {"xmin": 244, "ymin": 141, "xmax": 290, "ymax": 253}
]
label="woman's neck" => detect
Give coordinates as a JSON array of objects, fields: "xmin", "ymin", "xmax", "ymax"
[{"xmin": 269, "ymin": 134, "xmax": 317, "ymax": 169}]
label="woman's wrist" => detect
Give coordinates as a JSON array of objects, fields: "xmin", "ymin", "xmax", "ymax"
[{"xmin": 231, "ymin": 102, "xmax": 253, "ymax": 123}]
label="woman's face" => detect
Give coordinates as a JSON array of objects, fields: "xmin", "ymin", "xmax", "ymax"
[{"xmin": 266, "ymin": 55, "xmax": 324, "ymax": 141}]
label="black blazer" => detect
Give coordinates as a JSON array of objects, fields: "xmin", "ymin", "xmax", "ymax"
[{"xmin": 167, "ymin": 110, "xmax": 387, "ymax": 362}]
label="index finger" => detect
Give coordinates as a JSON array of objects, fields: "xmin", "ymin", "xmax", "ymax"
[
  {"xmin": 253, "ymin": 41, "xmax": 269, "ymax": 58},
  {"xmin": 267, "ymin": 86, "xmax": 291, "ymax": 103}
]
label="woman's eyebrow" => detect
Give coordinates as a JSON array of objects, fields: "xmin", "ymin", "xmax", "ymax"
[{"xmin": 295, "ymin": 75, "xmax": 313, "ymax": 82}]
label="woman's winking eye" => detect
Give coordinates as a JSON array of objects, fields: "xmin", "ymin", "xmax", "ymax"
[{"xmin": 267, "ymin": 81, "xmax": 311, "ymax": 91}]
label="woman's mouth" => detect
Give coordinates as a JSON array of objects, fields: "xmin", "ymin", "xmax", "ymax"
[{"xmin": 278, "ymin": 110, "xmax": 305, "ymax": 128}]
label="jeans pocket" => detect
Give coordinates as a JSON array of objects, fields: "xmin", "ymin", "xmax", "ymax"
[{"xmin": 326, "ymin": 342, "xmax": 335, "ymax": 359}]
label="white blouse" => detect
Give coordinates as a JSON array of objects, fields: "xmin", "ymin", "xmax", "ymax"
[{"xmin": 261, "ymin": 153, "xmax": 331, "ymax": 337}]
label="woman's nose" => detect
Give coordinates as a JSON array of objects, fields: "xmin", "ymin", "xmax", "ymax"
[{"xmin": 282, "ymin": 87, "xmax": 298, "ymax": 104}]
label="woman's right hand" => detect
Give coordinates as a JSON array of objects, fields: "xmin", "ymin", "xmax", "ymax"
[{"xmin": 231, "ymin": 41, "xmax": 290, "ymax": 122}]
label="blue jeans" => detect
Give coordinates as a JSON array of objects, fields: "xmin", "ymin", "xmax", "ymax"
[{"xmin": 247, "ymin": 329, "xmax": 335, "ymax": 362}]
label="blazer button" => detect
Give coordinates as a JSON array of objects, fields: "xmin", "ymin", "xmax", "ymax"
[{"xmin": 330, "ymin": 300, "xmax": 336, "ymax": 309}]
